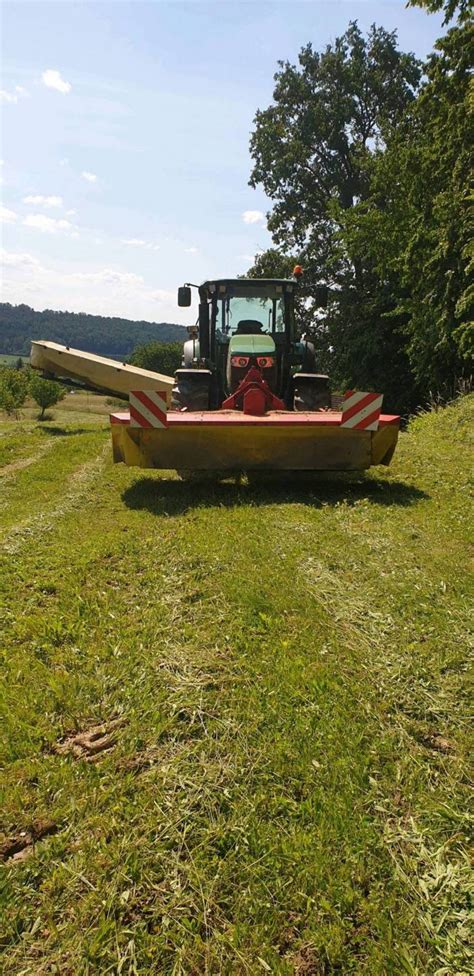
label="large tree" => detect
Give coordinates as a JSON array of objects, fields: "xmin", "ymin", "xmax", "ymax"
[
  {"xmin": 341, "ymin": 18, "xmax": 473, "ymax": 395},
  {"xmin": 248, "ymin": 23, "xmax": 422, "ymax": 410},
  {"xmin": 250, "ymin": 22, "xmax": 420, "ymax": 256}
]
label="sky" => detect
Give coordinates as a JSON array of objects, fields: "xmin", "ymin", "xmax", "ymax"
[{"xmin": 1, "ymin": 0, "xmax": 445, "ymax": 326}]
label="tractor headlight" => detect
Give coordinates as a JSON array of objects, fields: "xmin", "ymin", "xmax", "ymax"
[
  {"xmin": 231, "ymin": 356, "xmax": 250, "ymax": 368},
  {"xmin": 257, "ymin": 356, "xmax": 274, "ymax": 368}
]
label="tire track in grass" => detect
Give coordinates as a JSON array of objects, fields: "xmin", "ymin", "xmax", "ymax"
[
  {"xmin": 0, "ymin": 438, "xmax": 56, "ymax": 478},
  {"xmin": 1, "ymin": 442, "xmax": 109, "ymax": 554}
]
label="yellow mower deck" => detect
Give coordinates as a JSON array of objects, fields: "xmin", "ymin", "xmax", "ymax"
[
  {"xmin": 111, "ymin": 410, "xmax": 399, "ymax": 471},
  {"xmin": 30, "ymin": 341, "xmax": 175, "ymax": 401}
]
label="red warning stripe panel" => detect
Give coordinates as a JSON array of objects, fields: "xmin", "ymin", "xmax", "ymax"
[
  {"xmin": 341, "ymin": 391, "xmax": 383, "ymax": 431},
  {"xmin": 129, "ymin": 390, "xmax": 168, "ymax": 428},
  {"xmin": 129, "ymin": 402, "xmax": 153, "ymax": 428}
]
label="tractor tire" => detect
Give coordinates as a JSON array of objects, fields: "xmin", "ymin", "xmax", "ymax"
[
  {"xmin": 171, "ymin": 370, "xmax": 211, "ymax": 412},
  {"xmin": 293, "ymin": 373, "xmax": 331, "ymax": 412},
  {"xmin": 301, "ymin": 340, "xmax": 317, "ymax": 372}
]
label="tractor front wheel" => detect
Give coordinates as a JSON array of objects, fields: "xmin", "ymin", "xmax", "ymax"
[{"xmin": 171, "ymin": 369, "xmax": 211, "ymax": 412}]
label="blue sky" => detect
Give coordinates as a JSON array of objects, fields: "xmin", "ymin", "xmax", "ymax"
[{"xmin": 1, "ymin": 0, "xmax": 445, "ymax": 325}]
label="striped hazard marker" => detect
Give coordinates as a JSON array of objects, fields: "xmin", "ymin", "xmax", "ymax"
[
  {"xmin": 340, "ymin": 391, "xmax": 383, "ymax": 431},
  {"xmin": 129, "ymin": 390, "xmax": 168, "ymax": 429}
]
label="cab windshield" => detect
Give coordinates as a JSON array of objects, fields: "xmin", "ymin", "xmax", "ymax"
[{"xmin": 213, "ymin": 285, "xmax": 286, "ymax": 335}]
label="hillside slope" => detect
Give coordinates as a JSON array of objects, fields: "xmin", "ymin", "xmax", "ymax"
[
  {"xmin": 0, "ymin": 303, "xmax": 185, "ymax": 357},
  {"xmin": 0, "ymin": 396, "xmax": 471, "ymax": 975}
]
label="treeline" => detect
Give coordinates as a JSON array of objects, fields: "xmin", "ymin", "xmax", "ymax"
[
  {"xmin": 0, "ymin": 303, "xmax": 185, "ymax": 358},
  {"xmin": 247, "ymin": 0, "xmax": 472, "ymax": 413}
]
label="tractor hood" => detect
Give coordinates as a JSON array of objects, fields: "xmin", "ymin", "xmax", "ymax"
[
  {"xmin": 228, "ymin": 334, "xmax": 275, "ymax": 356},
  {"xmin": 227, "ymin": 333, "xmax": 277, "ymax": 395}
]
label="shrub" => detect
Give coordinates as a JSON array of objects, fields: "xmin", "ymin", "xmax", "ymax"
[
  {"xmin": 0, "ymin": 367, "xmax": 29, "ymax": 416},
  {"xmin": 29, "ymin": 374, "xmax": 66, "ymax": 419}
]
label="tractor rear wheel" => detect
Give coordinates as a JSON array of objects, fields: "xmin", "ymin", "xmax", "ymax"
[{"xmin": 293, "ymin": 373, "xmax": 331, "ymax": 411}]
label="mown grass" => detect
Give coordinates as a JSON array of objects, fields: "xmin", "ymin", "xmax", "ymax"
[
  {"xmin": 0, "ymin": 396, "xmax": 472, "ymax": 975},
  {"xmin": 0, "ymin": 356, "xmax": 22, "ymax": 367}
]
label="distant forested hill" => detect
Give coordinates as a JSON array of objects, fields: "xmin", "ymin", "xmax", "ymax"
[{"xmin": 0, "ymin": 303, "xmax": 185, "ymax": 358}]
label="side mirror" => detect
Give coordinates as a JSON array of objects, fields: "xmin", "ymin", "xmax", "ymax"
[
  {"xmin": 314, "ymin": 285, "xmax": 329, "ymax": 308},
  {"xmin": 178, "ymin": 285, "xmax": 192, "ymax": 307}
]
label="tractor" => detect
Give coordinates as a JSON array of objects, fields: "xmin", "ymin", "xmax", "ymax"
[
  {"xmin": 30, "ymin": 268, "xmax": 400, "ymax": 474},
  {"xmin": 172, "ymin": 271, "xmax": 331, "ymax": 414}
]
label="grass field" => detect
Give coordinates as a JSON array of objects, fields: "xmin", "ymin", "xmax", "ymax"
[
  {"xmin": 0, "ymin": 395, "xmax": 472, "ymax": 975},
  {"xmin": 0, "ymin": 355, "xmax": 24, "ymax": 367}
]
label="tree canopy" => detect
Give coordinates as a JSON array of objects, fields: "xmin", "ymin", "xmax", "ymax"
[
  {"xmin": 129, "ymin": 341, "xmax": 183, "ymax": 376},
  {"xmin": 29, "ymin": 374, "xmax": 65, "ymax": 419},
  {"xmin": 342, "ymin": 20, "xmax": 473, "ymax": 393},
  {"xmin": 248, "ymin": 11, "xmax": 472, "ymax": 412},
  {"xmin": 250, "ymin": 22, "xmax": 420, "ymax": 246},
  {"xmin": 0, "ymin": 367, "xmax": 29, "ymax": 416},
  {"xmin": 408, "ymin": 0, "xmax": 472, "ymax": 24}
]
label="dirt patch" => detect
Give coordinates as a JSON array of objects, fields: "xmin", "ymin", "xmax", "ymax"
[
  {"xmin": 51, "ymin": 718, "xmax": 126, "ymax": 762},
  {"xmin": 291, "ymin": 945, "xmax": 324, "ymax": 975},
  {"xmin": 0, "ymin": 819, "xmax": 58, "ymax": 863},
  {"xmin": 118, "ymin": 750, "xmax": 161, "ymax": 773},
  {"xmin": 419, "ymin": 731, "xmax": 454, "ymax": 753}
]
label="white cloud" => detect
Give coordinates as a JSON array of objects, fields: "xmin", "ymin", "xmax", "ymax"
[
  {"xmin": 0, "ymin": 248, "xmax": 48, "ymax": 299},
  {"xmin": 72, "ymin": 269, "xmax": 144, "ymax": 287},
  {"xmin": 0, "ymin": 248, "xmax": 188, "ymax": 324},
  {"xmin": 242, "ymin": 210, "xmax": 265, "ymax": 225},
  {"xmin": 0, "ymin": 86, "xmax": 29, "ymax": 104},
  {"xmin": 121, "ymin": 238, "xmax": 146, "ymax": 247},
  {"xmin": 23, "ymin": 214, "xmax": 73, "ymax": 234},
  {"xmin": 184, "ymin": 246, "xmax": 198, "ymax": 254},
  {"xmin": 237, "ymin": 254, "xmax": 255, "ymax": 263},
  {"xmin": 82, "ymin": 171, "xmax": 97, "ymax": 183},
  {"xmin": 0, "ymin": 206, "xmax": 17, "ymax": 223},
  {"xmin": 121, "ymin": 238, "xmax": 160, "ymax": 251},
  {"xmin": 23, "ymin": 194, "xmax": 63, "ymax": 208},
  {"xmin": 1, "ymin": 249, "xmax": 42, "ymax": 270},
  {"xmin": 42, "ymin": 69, "xmax": 71, "ymax": 94},
  {"xmin": 66, "ymin": 209, "xmax": 76, "ymax": 216}
]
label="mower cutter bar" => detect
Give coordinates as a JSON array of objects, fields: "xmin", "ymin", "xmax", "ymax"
[
  {"xmin": 111, "ymin": 410, "xmax": 399, "ymax": 427},
  {"xmin": 110, "ymin": 409, "xmax": 400, "ymax": 472}
]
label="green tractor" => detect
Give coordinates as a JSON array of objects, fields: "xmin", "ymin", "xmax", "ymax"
[
  {"xmin": 173, "ymin": 273, "xmax": 330, "ymax": 413},
  {"xmin": 30, "ymin": 270, "xmax": 401, "ymax": 475}
]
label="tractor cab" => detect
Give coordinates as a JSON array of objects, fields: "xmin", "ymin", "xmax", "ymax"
[
  {"xmin": 175, "ymin": 275, "xmax": 329, "ymax": 412},
  {"xmin": 206, "ymin": 278, "xmax": 297, "ymax": 399}
]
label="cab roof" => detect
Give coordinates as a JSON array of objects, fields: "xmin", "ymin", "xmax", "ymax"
[{"xmin": 201, "ymin": 278, "xmax": 294, "ymax": 289}]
